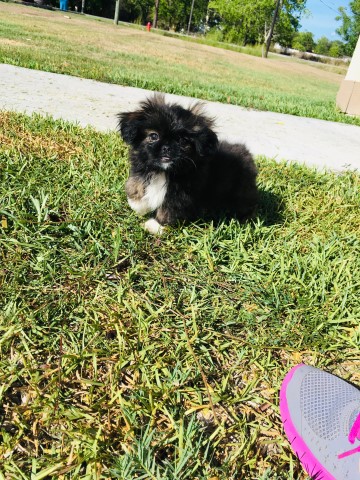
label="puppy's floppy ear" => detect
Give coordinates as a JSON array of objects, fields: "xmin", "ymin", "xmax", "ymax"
[
  {"xmin": 189, "ymin": 103, "xmax": 218, "ymax": 157},
  {"xmin": 118, "ymin": 111, "xmax": 142, "ymax": 145},
  {"xmin": 194, "ymin": 127, "xmax": 218, "ymax": 157}
]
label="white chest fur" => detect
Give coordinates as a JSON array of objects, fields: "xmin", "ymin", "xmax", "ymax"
[{"xmin": 127, "ymin": 173, "xmax": 167, "ymax": 216}]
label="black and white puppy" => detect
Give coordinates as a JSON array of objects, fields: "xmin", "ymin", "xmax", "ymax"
[{"xmin": 118, "ymin": 95, "xmax": 258, "ymax": 234}]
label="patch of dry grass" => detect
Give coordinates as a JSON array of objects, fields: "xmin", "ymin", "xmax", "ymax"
[{"xmin": 0, "ymin": 112, "xmax": 82, "ymax": 159}]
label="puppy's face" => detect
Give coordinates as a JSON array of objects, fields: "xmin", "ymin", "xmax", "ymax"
[
  {"xmin": 138, "ymin": 127, "xmax": 186, "ymax": 171},
  {"xmin": 118, "ymin": 96, "xmax": 218, "ymax": 173}
]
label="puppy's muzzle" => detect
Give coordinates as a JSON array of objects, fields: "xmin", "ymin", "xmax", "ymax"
[{"xmin": 160, "ymin": 145, "xmax": 171, "ymax": 162}]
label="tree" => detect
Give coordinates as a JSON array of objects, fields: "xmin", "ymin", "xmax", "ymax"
[
  {"xmin": 314, "ymin": 36, "xmax": 331, "ymax": 55},
  {"xmin": 156, "ymin": 0, "xmax": 209, "ymax": 31},
  {"xmin": 292, "ymin": 31, "xmax": 315, "ymax": 51},
  {"xmin": 154, "ymin": 0, "xmax": 160, "ymax": 27},
  {"xmin": 313, "ymin": 37, "xmax": 346, "ymax": 57},
  {"xmin": 264, "ymin": 0, "xmax": 281, "ymax": 57},
  {"xmin": 336, "ymin": 0, "xmax": 360, "ymax": 56},
  {"xmin": 208, "ymin": 0, "xmax": 306, "ymax": 47},
  {"xmin": 83, "ymin": 0, "xmax": 154, "ymax": 23},
  {"xmin": 84, "ymin": 0, "xmax": 114, "ymax": 17},
  {"xmin": 328, "ymin": 40, "xmax": 345, "ymax": 58}
]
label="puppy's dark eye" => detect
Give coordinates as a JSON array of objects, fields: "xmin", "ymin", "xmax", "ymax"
[{"xmin": 148, "ymin": 132, "xmax": 159, "ymax": 142}]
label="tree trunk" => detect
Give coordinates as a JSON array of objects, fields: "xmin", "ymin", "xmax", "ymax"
[
  {"xmin": 187, "ymin": 0, "xmax": 195, "ymax": 34},
  {"xmin": 114, "ymin": 0, "xmax": 120, "ymax": 25},
  {"xmin": 154, "ymin": 0, "xmax": 160, "ymax": 28},
  {"xmin": 264, "ymin": 0, "xmax": 281, "ymax": 58}
]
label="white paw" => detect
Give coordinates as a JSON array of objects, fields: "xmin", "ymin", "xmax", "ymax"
[{"xmin": 144, "ymin": 218, "xmax": 165, "ymax": 235}]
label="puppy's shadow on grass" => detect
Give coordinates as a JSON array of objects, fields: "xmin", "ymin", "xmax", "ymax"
[
  {"xmin": 211, "ymin": 189, "xmax": 284, "ymax": 228},
  {"xmin": 256, "ymin": 189, "xmax": 285, "ymax": 226}
]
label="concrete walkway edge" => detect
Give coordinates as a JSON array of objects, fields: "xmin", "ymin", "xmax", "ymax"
[{"xmin": 1, "ymin": 64, "xmax": 359, "ymax": 172}]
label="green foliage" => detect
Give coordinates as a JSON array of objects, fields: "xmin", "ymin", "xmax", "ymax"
[
  {"xmin": 313, "ymin": 36, "xmax": 345, "ymax": 58},
  {"xmin": 292, "ymin": 30, "xmax": 315, "ymax": 52},
  {"xmin": 205, "ymin": 26, "xmax": 224, "ymax": 42},
  {"xmin": 336, "ymin": 0, "xmax": 360, "ymax": 56},
  {"xmin": 83, "ymin": 0, "xmax": 115, "ymax": 18},
  {"xmin": 84, "ymin": 0, "xmax": 211, "ymax": 29},
  {"xmin": 328, "ymin": 40, "xmax": 345, "ymax": 58},
  {"xmin": 208, "ymin": 0, "xmax": 306, "ymax": 45},
  {"xmin": 292, "ymin": 34, "xmax": 346, "ymax": 58},
  {"xmin": 314, "ymin": 35, "xmax": 332, "ymax": 55},
  {"xmin": 120, "ymin": 0, "xmax": 154, "ymax": 24},
  {"xmin": 274, "ymin": 8, "xmax": 300, "ymax": 47},
  {"xmin": 156, "ymin": 0, "xmax": 209, "ymax": 31}
]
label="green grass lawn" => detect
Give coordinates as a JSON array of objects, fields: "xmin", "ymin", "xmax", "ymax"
[
  {"xmin": 1, "ymin": 2, "xmax": 360, "ymax": 128},
  {"xmin": 1, "ymin": 111, "xmax": 359, "ymax": 479}
]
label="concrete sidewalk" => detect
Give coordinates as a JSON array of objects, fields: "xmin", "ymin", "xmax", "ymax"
[{"xmin": 1, "ymin": 64, "xmax": 359, "ymax": 172}]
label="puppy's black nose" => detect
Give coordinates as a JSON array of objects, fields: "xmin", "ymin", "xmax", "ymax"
[{"xmin": 161, "ymin": 145, "xmax": 170, "ymax": 157}]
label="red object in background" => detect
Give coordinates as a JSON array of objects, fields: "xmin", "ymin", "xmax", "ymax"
[{"xmin": 146, "ymin": 22, "xmax": 151, "ymax": 32}]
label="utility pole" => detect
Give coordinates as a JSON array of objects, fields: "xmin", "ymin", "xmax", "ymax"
[
  {"xmin": 187, "ymin": 0, "xmax": 195, "ymax": 35},
  {"xmin": 114, "ymin": 0, "xmax": 120, "ymax": 25},
  {"xmin": 264, "ymin": 0, "xmax": 281, "ymax": 58}
]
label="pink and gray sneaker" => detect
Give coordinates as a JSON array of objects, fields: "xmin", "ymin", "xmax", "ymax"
[{"xmin": 279, "ymin": 364, "xmax": 360, "ymax": 479}]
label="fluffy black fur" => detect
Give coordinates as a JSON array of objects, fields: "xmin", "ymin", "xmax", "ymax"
[{"xmin": 118, "ymin": 95, "xmax": 258, "ymax": 227}]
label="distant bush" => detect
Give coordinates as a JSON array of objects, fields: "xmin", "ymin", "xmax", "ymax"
[{"xmin": 205, "ymin": 27, "xmax": 224, "ymax": 42}]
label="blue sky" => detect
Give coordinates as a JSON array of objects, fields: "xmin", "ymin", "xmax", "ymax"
[{"xmin": 299, "ymin": 0, "xmax": 350, "ymax": 40}]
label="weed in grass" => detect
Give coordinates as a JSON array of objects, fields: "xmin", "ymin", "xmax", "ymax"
[{"xmin": 0, "ymin": 111, "xmax": 359, "ymax": 478}]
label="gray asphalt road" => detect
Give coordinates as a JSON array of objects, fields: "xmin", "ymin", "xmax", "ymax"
[{"xmin": 1, "ymin": 64, "xmax": 359, "ymax": 171}]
